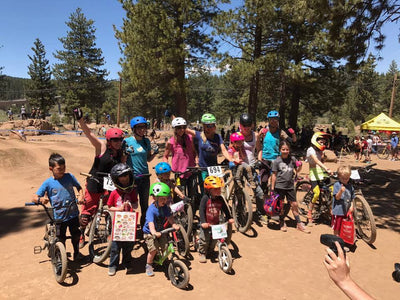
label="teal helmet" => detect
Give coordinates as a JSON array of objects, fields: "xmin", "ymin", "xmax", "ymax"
[
  {"xmin": 149, "ymin": 182, "xmax": 171, "ymax": 197},
  {"xmin": 201, "ymin": 113, "xmax": 216, "ymax": 124}
]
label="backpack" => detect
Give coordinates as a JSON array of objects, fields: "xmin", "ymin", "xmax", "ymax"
[{"xmin": 264, "ymin": 193, "xmax": 283, "ymax": 217}]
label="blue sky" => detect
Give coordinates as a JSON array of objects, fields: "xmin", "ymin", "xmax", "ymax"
[{"xmin": 1, "ymin": 0, "xmax": 399, "ymax": 80}]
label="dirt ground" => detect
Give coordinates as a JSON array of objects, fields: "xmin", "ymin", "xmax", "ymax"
[{"xmin": 0, "ymin": 132, "xmax": 399, "ymax": 299}]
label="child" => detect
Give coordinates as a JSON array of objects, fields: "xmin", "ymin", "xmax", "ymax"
[
  {"xmin": 107, "ymin": 163, "xmax": 138, "ymax": 276},
  {"xmin": 228, "ymin": 132, "xmax": 256, "ymax": 189},
  {"xmin": 198, "ymin": 176, "xmax": 234, "ymax": 263},
  {"xmin": 270, "ymin": 140, "xmax": 310, "ymax": 233},
  {"xmin": 154, "ymin": 162, "xmax": 186, "ymax": 203},
  {"xmin": 306, "ymin": 132, "xmax": 333, "ymax": 223},
  {"xmin": 142, "ymin": 182, "xmax": 180, "ymax": 276},
  {"xmin": 332, "ymin": 165, "xmax": 354, "ymax": 236},
  {"xmin": 33, "ymin": 153, "xmax": 84, "ymax": 261}
]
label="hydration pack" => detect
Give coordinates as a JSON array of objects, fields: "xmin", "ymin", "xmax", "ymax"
[{"xmin": 264, "ymin": 193, "xmax": 283, "ymax": 217}]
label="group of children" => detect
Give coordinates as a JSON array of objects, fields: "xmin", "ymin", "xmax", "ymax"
[{"xmin": 33, "ymin": 129, "xmax": 356, "ymax": 278}]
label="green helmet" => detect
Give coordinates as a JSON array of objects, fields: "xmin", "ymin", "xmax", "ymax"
[
  {"xmin": 201, "ymin": 113, "xmax": 216, "ymax": 124},
  {"xmin": 149, "ymin": 182, "xmax": 171, "ymax": 197}
]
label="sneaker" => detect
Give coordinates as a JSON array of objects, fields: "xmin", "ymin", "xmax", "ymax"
[
  {"xmin": 199, "ymin": 254, "xmax": 207, "ymax": 263},
  {"xmin": 79, "ymin": 234, "xmax": 85, "ymax": 249},
  {"xmin": 108, "ymin": 266, "xmax": 117, "ymax": 276},
  {"xmin": 280, "ymin": 221, "xmax": 287, "ymax": 232},
  {"xmin": 73, "ymin": 252, "xmax": 84, "ymax": 262},
  {"xmin": 297, "ymin": 222, "xmax": 311, "ymax": 234},
  {"xmin": 259, "ymin": 215, "xmax": 269, "ymax": 225},
  {"xmin": 146, "ymin": 264, "xmax": 154, "ymax": 276}
]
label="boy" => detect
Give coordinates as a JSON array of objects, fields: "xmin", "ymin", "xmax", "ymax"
[
  {"xmin": 33, "ymin": 153, "xmax": 84, "ymax": 261},
  {"xmin": 142, "ymin": 182, "xmax": 180, "ymax": 276},
  {"xmin": 332, "ymin": 165, "xmax": 354, "ymax": 236},
  {"xmin": 198, "ymin": 176, "xmax": 234, "ymax": 263},
  {"xmin": 107, "ymin": 163, "xmax": 138, "ymax": 276}
]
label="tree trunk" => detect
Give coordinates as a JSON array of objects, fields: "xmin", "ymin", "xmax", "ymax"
[
  {"xmin": 288, "ymin": 84, "xmax": 300, "ymax": 130},
  {"xmin": 175, "ymin": 63, "xmax": 187, "ymax": 119},
  {"xmin": 278, "ymin": 69, "xmax": 287, "ymax": 129},
  {"xmin": 248, "ymin": 22, "xmax": 262, "ymax": 123}
]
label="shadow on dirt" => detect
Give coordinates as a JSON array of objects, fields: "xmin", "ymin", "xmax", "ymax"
[
  {"xmin": 359, "ymin": 167, "xmax": 400, "ymax": 233},
  {"xmin": 0, "ymin": 206, "xmax": 46, "ymax": 238}
]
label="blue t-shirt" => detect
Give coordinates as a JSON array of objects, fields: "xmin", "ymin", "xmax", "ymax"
[
  {"xmin": 195, "ymin": 131, "xmax": 223, "ymax": 167},
  {"xmin": 124, "ymin": 136, "xmax": 151, "ymax": 175},
  {"xmin": 142, "ymin": 202, "xmax": 172, "ymax": 234},
  {"xmin": 262, "ymin": 130, "xmax": 281, "ymax": 160},
  {"xmin": 332, "ymin": 181, "xmax": 354, "ymax": 216},
  {"xmin": 391, "ymin": 136, "xmax": 399, "ymax": 148},
  {"xmin": 36, "ymin": 173, "xmax": 81, "ymax": 221}
]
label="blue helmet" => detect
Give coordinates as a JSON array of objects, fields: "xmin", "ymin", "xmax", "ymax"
[
  {"xmin": 130, "ymin": 116, "xmax": 147, "ymax": 129},
  {"xmin": 267, "ymin": 110, "xmax": 279, "ymax": 118},
  {"xmin": 154, "ymin": 162, "xmax": 172, "ymax": 174}
]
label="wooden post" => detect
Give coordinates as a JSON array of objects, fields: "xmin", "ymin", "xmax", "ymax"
[
  {"xmin": 117, "ymin": 77, "xmax": 121, "ymax": 127},
  {"xmin": 389, "ymin": 73, "xmax": 397, "ymax": 118}
]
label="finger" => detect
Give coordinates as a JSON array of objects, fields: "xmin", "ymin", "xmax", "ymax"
[{"xmin": 335, "ymin": 241, "xmax": 345, "ymax": 259}]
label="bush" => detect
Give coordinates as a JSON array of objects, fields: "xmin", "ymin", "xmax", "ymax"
[
  {"xmin": 346, "ymin": 119, "xmax": 355, "ymax": 135},
  {"xmin": 50, "ymin": 113, "xmax": 61, "ymax": 125}
]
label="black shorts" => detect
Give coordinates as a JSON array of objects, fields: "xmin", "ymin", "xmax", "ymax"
[{"xmin": 274, "ymin": 188, "xmax": 296, "ymax": 202}]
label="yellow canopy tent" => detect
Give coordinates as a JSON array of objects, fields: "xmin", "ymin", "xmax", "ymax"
[{"xmin": 360, "ymin": 113, "xmax": 400, "ymax": 132}]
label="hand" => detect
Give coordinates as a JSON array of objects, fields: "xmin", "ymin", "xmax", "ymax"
[
  {"xmin": 340, "ymin": 184, "xmax": 346, "ymax": 193},
  {"xmin": 201, "ymin": 223, "xmax": 210, "ymax": 229},
  {"xmin": 77, "ymin": 198, "xmax": 85, "ymax": 205},
  {"xmin": 228, "ymin": 218, "xmax": 234, "ymax": 224},
  {"xmin": 270, "ymin": 190, "xmax": 275, "ymax": 196},
  {"xmin": 155, "ymin": 232, "xmax": 161, "ymax": 238},
  {"xmin": 39, "ymin": 197, "xmax": 49, "ymax": 205},
  {"xmin": 323, "ymin": 241, "xmax": 350, "ymax": 286},
  {"xmin": 295, "ymin": 160, "xmax": 302, "ymax": 167},
  {"xmin": 73, "ymin": 108, "xmax": 83, "ymax": 120},
  {"xmin": 234, "ymin": 158, "xmax": 242, "ymax": 165},
  {"xmin": 288, "ymin": 128, "xmax": 295, "ymax": 135},
  {"xmin": 173, "ymin": 224, "xmax": 180, "ymax": 231}
]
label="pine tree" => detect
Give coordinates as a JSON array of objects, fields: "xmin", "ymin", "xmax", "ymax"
[
  {"xmin": 53, "ymin": 8, "xmax": 109, "ymax": 120},
  {"xmin": 27, "ymin": 38, "xmax": 55, "ymax": 115}
]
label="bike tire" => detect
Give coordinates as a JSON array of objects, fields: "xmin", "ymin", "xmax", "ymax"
[
  {"xmin": 174, "ymin": 225, "xmax": 190, "ymax": 257},
  {"xmin": 174, "ymin": 203, "xmax": 193, "ymax": 241},
  {"xmin": 89, "ymin": 210, "xmax": 113, "ymax": 264},
  {"xmin": 353, "ymin": 194, "xmax": 377, "ymax": 244},
  {"xmin": 295, "ymin": 181, "xmax": 313, "ymax": 222},
  {"xmin": 377, "ymin": 148, "xmax": 389, "ymax": 160},
  {"xmin": 168, "ymin": 259, "xmax": 190, "ymax": 289},
  {"xmin": 231, "ymin": 189, "xmax": 253, "ymax": 233},
  {"xmin": 52, "ymin": 242, "xmax": 68, "ymax": 283},
  {"xmin": 218, "ymin": 244, "xmax": 233, "ymax": 274}
]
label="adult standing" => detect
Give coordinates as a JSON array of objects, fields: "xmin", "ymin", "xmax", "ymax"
[
  {"xmin": 20, "ymin": 105, "xmax": 27, "ymax": 120},
  {"xmin": 125, "ymin": 116, "xmax": 158, "ymax": 226},
  {"xmin": 238, "ymin": 113, "xmax": 265, "ymax": 222},
  {"xmin": 73, "ymin": 108, "xmax": 126, "ymax": 248},
  {"xmin": 391, "ymin": 132, "xmax": 399, "ymax": 161}
]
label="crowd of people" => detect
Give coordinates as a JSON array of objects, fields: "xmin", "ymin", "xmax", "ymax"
[{"xmin": 31, "ymin": 108, "xmax": 382, "ymax": 297}]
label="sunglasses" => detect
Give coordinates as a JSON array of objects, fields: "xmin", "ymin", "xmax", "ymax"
[
  {"xmin": 110, "ymin": 138, "xmax": 123, "ymax": 142},
  {"xmin": 205, "ymin": 124, "xmax": 216, "ymax": 128},
  {"xmin": 175, "ymin": 126, "xmax": 187, "ymax": 130}
]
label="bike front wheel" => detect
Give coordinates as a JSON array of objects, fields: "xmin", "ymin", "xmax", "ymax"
[
  {"xmin": 168, "ymin": 259, "xmax": 190, "ymax": 289},
  {"xmin": 377, "ymin": 147, "xmax": 389, "ymax": 159},
  {"xmin": 52, "ymin": 242, "xmax": 68, "ymax": 283},
  {"xmin": 174, "ymin": 203, "xmax": 193, "ymax": 241},
  {"xmin": 353, "ymin": 194, "xmax": 377, "ymax": 244},
  {"xmin": 295, "ymin": 181, "xmax": 313, "ymax": 222},
  {"xmin": 89, "ymin": 210, "xmax": 113, "ymax": 264},
  {"xmin": 231, "ymin": 189, "xmax": 253, "ymax": 233},
  {"xmin": 173, "ymin": 225, "xmax": 190, "ymax": 257},
  {"xmin": 218, "ymin": 244, "xmax": 233, "ymax": 274}
]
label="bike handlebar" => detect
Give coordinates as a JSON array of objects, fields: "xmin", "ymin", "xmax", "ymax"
[
  {"xmin": 25, "ymin": 200, "xmax": 78, "ymax": 223},
  {"xmin": 152, "ymin": 227, "xmax": 176, "ymax": 238}
]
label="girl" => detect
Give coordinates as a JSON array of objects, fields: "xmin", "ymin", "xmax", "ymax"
[
  {"xmin": 353, "ymin": 136, "xmax": 362, "ymax": 161},
  {"xmin": 228, "ymin": 132, "xmax": 256, "ymax": 189},
  {"xmin": 270, "ymin": 140, "xmax": 310, "ymax": 233}
]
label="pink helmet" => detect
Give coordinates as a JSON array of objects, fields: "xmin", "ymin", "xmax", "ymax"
[
  {"xmin": 105, "ymin": 128, "xmax": 124, "ymax": 141},
  {"xmin": 230, "ymin": 132, "xmax": 245, "ymax": 143}
]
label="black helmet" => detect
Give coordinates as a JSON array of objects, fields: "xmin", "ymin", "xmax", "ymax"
[
  {"xmin": 240, "ymin": 113, "xmax": 253, "ymax": 126},
  {"xmin": 110, "ymin": 163, "xmax": 134, "ymax": 193}
]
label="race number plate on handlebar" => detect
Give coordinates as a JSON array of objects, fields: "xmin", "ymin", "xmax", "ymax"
[
  {"xmin": 207, "ymin": 166, "xmax": 224, "ymax": 178},
  {"xmin": 211, "ymin": 223, "xmax": 227, "ymax": 239},
  {"xmin": 103, "ymin": 175, "xmax": 116, "ymax": 191},
  {"xmin": 350, "ymin": 170, "xmax": 360, "ymax": 180}
]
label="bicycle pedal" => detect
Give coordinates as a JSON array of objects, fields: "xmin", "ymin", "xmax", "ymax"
[{"xmin": 34, "ymin": 246, "xmax": 43, "ymax": 254}]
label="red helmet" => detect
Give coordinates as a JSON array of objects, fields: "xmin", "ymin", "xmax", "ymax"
[{"xmin": 105, "ymin": 128, "xmax": 124, "ymax": 141}]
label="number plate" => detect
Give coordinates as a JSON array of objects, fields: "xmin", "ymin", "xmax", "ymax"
[
  {"xmin": 211, "ymin": 223, "xmax": 228, "ymax": 239},
  {"xmin": 350, "ymin": 170, "xmax": 360, "ymax": 180},
  {"xmin": 103, "ymin": 175, "xmax": 116, "ymax": 191},
  {"xmin": 207, "ymin": 166, "xmax": 224, "ymax": 177}
]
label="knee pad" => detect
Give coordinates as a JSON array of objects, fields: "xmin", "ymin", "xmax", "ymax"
[{"xmin": 79, "ymin": 214, "xmax": 91, "ymax": 227}]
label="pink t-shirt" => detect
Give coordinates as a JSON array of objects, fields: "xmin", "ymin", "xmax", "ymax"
[{"xmin": 169, "ymin": 134, "xmax": 196, "ymax": 178}]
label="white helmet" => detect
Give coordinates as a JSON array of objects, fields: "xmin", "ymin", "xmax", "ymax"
[{"xmin": 172, "ymin": 117, "xmax": 187, "ymax": 128}]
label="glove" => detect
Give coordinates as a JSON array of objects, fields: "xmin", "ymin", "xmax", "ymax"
[
  {"xmin": 288, "ymin": 128, "xmax": 295, "ymax": 135},
  {"xmin": 295, "ymin": 160, "xmax": 302, "ymax": 167},
  {"xmin": 73, "ymin": 108, "xmax": 83, "ymax": 120},
  {"xmin": 228, "ymin": 161, "xmax": 236, "ymax": 169}
]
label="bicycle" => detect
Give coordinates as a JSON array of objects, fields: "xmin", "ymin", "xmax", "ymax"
[
  {"xmin": 376, "ymin": 143, "xmax": 391, "ymax": 160},
  {"xmin": 191, "ymin": 219, "xmax": 233, "ymax": 274},
  {"xmin": 25, "ymin": 200, "xmax": 77, "ymax": 284},
  {"xmin": 153, "ymin": 227, "xmax": 190, "ymax": 289}
]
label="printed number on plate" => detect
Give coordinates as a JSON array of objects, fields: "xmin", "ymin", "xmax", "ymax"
[
  {"xmin": 207, "ymin": 166, "xmax": 223, "ymax": 177},
  {"xmin": 103, "ymin": 175, "xmax": 116, "ymax": 191}
]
